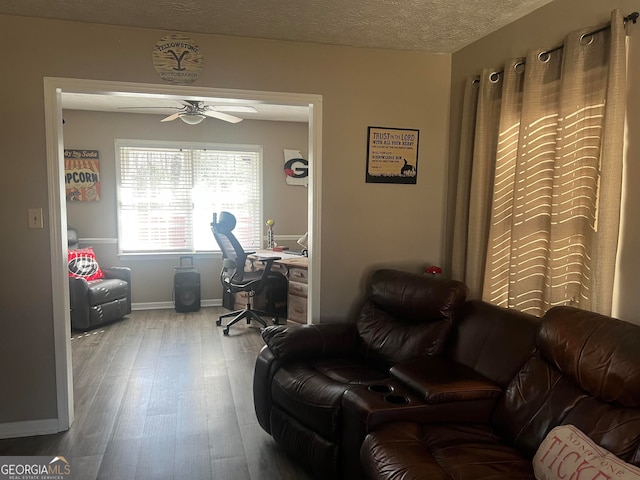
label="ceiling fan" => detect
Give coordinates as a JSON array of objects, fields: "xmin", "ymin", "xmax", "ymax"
[{"xmin": 120, "ymin": 100, "xmax": 255, "ymax": 125}]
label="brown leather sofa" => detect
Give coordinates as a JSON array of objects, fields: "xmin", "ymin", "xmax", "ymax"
[
  {"xmin": 253, "ymin": 268, "xmax": 640, "ymax": 479},
  {"xmin": 253, "ymin": 269, "xmax": 469, "ymax": 478},
  {"xmin": 360, "ymin": 306, "xmax": 640, "ymax": 479}
]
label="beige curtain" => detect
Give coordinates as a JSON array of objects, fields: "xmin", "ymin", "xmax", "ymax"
[
  {"xmin": 453, "ymin": 10, "xmax": 627, "ymax": 316},
  {"xmin": 451, "ymin": 71, "xmax": 502, "ymax": 299}
]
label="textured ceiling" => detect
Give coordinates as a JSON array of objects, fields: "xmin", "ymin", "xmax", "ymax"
[
  {"xmin": 0, "ymin": 0, "xmax": 555, "ymax": 53},
  {"xmin": 4, "ymin": 0, "xmax": 555, "ymax": 122}
]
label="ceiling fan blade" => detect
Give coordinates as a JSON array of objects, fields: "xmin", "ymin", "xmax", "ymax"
[
  {"xmin": 202, "ymin": 110, "xmax": 243, "ymax": 124},
  {"xmin": 161, "ymin": 112, "xmax": 181, "ymax": 122},
  {"xmin": 211, "ymin": 105, "xmax": 258, "ymax": 113},
  {"xmin": 118, "ymin": 106, "xmax": 180, "ymax": 110}
]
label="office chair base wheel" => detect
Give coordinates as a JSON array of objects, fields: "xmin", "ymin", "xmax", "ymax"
[
  {"xmin": 223, "ymin": 327, "xmax": 230, "ymax": 336},
  {"xmin": 216, "ymin": 319, "xmax": 222, "ymax": 326}
]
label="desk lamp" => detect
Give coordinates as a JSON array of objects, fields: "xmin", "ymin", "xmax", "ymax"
[{"xmin": 297, "ymin": 232, "xmax": 308, "ymax": 256}]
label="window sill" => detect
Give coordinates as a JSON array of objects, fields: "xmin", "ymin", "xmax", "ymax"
[{"xmin": 117, "ymin": 251, "xmax": 223, "ymax": 261}]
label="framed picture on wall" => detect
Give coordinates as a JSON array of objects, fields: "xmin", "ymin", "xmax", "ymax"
[
  {"xmin": 64, "ymin": 149, "xmax": 101, "ymax": 201},
  {"xmin": 366, "ymin": 126, "xmax": 419, "ymax": 184}
]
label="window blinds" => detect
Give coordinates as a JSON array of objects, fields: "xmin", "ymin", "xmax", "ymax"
[{"xmin": 117, "ymin": 141, "xmax": 262, "ymax": 253}]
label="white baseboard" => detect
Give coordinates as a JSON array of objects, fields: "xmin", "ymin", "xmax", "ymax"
[
  {"xmin": 0, "ymin": 419, "xmax": 63, "ymax": 439},
  {"xmin": 132, "ymin": 299, "xmax": 222, "ymax": 311}
]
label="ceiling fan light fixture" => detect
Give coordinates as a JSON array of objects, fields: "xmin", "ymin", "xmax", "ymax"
[{"xmin": 179, "ymin": 113, "xmax": 206, "ymax": 125}]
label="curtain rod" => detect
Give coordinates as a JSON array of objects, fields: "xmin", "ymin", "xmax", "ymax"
[
  {"xmin": 541, "ymin": 11, "xmax": 638, "ymax": 56},
  {"xmin": 476, "ymin": 11, "xmax": 638, "ymax": 84}
]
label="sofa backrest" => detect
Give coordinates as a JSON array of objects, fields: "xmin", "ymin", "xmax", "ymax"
[
  {"xmin": 492, "ymin": 306, "xmax": 640, "ymax": 466},
  {"xmin": 446, "ymin": 300, "xmax": 540, "ymax": 388},
  {"xmin": 356, "ymin": 269, "xmax": 468, "ymax": 368}
]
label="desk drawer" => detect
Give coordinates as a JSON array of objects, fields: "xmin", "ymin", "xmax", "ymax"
[
  {"xmin": 288, "ymin": 281, "xmax": 308, "ymax": 298},
  {"xmin": 234, "ymin": 291, "xmax": 269, "ymax": 310},
  {"xmin": 288, "ymin": 267, "xmax": 308, "ymax": 284},
  {"xmin": 288, "ymin": 294, "xmax": 307, "ymax": 324},
  {"xmin": 233, "ymin": 291, "xmax": 252, "ymax": 309}
]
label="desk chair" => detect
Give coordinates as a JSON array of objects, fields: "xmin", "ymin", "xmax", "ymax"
[{"xmin": 211, "ymin": 211, "xmax": 284, "ymax": 335}]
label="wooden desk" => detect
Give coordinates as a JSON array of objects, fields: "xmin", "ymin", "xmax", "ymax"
[{"xmin": 245, "ymin": 252, "xmax": 309, "ymax": 324}]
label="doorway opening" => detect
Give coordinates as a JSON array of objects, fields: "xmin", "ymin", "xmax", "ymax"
[{"xmin": 44, "ymin": 77, "xmax": 322, "ymax": 431}]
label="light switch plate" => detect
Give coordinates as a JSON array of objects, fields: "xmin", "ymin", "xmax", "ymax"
[{"xmin": 28, "ymin": 208, "xmax": 43, "ymax": 229}]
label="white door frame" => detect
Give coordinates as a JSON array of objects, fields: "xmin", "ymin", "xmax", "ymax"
[{"xmin": 44, "ymin": 77, "xmax": 322, "ymax": 431}]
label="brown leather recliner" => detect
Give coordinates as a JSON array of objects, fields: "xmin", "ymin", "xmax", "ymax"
[
  {"xmin": 67, "ymin": 227, "xmax": 131, "ymax": 331},
  {"xmin": 253, "ymin": 269, "xmax": 469, "ymax": 479}
]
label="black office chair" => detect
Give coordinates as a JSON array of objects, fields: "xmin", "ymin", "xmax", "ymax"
[{"xmin": 211, "ymin": 212, "xmax": 285, "ymax": 335}]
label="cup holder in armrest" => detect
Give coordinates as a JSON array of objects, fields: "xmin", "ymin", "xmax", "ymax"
[
  {"xmin": 368, "ymin": 384, "xmax": 394, "ymax": 394},
  {"xmin": 384, "ymin": 394, "xmax": 410, "ymax": 405}
]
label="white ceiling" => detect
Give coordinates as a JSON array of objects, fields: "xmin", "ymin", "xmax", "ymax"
[
  {"xmin": 61, "ymin": 93, "xmax": 312, "ymax": 123},
  {"xmin": 3, "ymin": 0, "xmax": 555, "ymax": 122}
]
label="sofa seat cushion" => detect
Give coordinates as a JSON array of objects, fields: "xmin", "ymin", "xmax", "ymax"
[
  {"xmin": 271, "ymin": 359, "xmax": 388, "ymax": 441},
  {"xmin": 361, "ymin": 421, "xmax": 535, "ymax": 480},
  {"xmin": 87, "ymin": 279, "xmax": 128, "ymax": 306}
]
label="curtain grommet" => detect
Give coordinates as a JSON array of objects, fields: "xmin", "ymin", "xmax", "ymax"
[
  {"xmin": 579, "ymin": 33, "xmax": 594, "ymax": 46},
  {"xmin": 538, "ymin": 51, "xmax": 551, "ymax": 63}
]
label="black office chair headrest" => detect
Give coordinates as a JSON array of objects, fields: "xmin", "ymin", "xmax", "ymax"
[{"xmin": 212, "ymin": 211, "xmax": 237, "ymax": 234}]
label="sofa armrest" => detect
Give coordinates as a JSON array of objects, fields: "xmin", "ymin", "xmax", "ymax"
[
  {"xmin": 102, "ymin": 267, "xmax": 132, "ymax": 313},
  {"xmin": 261, "ymin": 323, "xmax": 361, "ymax": 362},
  {"xmin": 253, "ymin": 345, "xmax": 281, "ymax": 433},
  {"xmin": 68, "ymin": 276, "xmax": 90, "ymax": 325},
  {"xmin": 390, "ymin": 356, "xmax": 502, "ymax": 404},
  {"xmin": 103, "ymin": 266, "xmax": 131, "ymax": 283},
  {"xmin": 68, "ymin": 276, "xmax": 89, "ymax": 300}
]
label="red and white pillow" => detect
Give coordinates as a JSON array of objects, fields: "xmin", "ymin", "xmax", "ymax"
[
  {"xmin": 534, "ymin": 425, "xmax": 640, "ymax": 480},
  {"xmin": 67, "ymin": 247, "xmax": 104, "ymax": 281}
]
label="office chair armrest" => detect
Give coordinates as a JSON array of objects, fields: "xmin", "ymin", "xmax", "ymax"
[
  {"xmin": 253, "ymin": 255, "xmax": 281, "ymax": 265},
  {"xmin": 251, "ymin": 255, "xmax": 282, "ymax": 269},
  {"xmin": 250, "ymin": 255, "xmax": 281, "ymax": 276},
  {"xmin": 261, "ymin": 323, "xmax": 360, "ymax": 362}
]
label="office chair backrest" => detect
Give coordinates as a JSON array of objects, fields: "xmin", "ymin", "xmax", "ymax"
[{"xmin": 211, "ymin": 212, "xmax": 247, "ymax": 284}]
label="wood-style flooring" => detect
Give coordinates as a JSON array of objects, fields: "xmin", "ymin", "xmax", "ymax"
[{"xmin": 0, "ymin": 308, "xmax": 314, "ymax": 480}]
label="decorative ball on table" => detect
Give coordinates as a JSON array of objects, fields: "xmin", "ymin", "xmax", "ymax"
[
  {"xmin": 425, "ymin": 265, "xmax": 443, "ymax": 276},
  {"xmin": 266, "ymin": 219, "xmax": 276, "ymax": 249}
]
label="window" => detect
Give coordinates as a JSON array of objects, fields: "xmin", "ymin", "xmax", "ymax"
[{"xmin": 116, "ymin": 140, "xmax": 262, "ymax": 253}]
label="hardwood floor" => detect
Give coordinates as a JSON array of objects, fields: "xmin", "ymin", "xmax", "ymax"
[{"xmin": 0, "ymin": 308, "xmax": 314, "ymax": 480}]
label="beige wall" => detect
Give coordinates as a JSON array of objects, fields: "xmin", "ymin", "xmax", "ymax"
[
  {"xmin": 63, "ymin": 109, "xmax": 308, "ymax": 304},
  {"xmin": 0, "ymin": 14, "xmax": 451, "ymax": 425},
  {"xmin": 447, "ymin": 0, "xmax": 640, "ymax": 325}
]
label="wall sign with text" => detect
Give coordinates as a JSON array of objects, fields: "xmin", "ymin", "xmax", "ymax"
[
  {"xmin": 65, "ymin": 149, "xmax": 100, "ymax": 202},
  {"xmin": 366, "ymin": 126, "xmax": 419, "ymax": 184},
  {"xmin": 152, "ymin": 33, "xmax": 203, "ymax": 85}
]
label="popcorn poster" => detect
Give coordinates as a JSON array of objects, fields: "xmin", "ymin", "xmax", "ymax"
[{"xmin": 65, "ymin": 149, "xmax": 101, "ymax": 202}]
